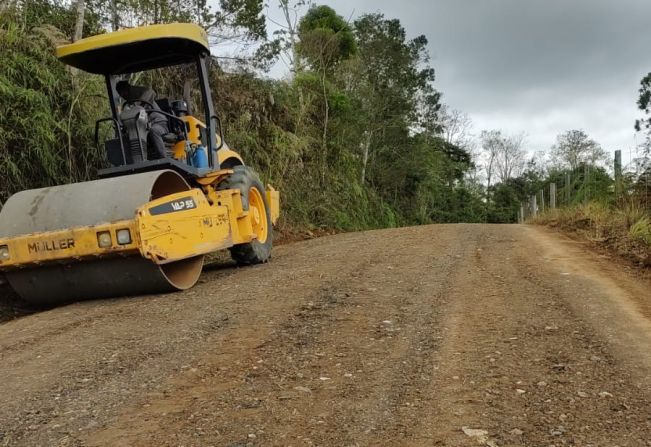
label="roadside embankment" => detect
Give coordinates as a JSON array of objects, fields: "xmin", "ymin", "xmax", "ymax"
[{"xmin": 530, "ymin": 202, "xmax": 651, "ymax": 268}]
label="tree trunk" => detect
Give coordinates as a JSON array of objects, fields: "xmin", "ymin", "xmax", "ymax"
[
  {"xmin": 183, "ymin": 79, "xmax": 194, "ymax": 115},
  {"xmin": 279, "ymin": 0, "xmax": 300, "ymax": 74},
  {"xmin": 110, "ymin": 0, "xmax": 119, "ymax": 31},
  {"xmin": 69, "ymin": 0, "xmax": 85, "ymax": 80},
  {"xmin": 485, "ymin": 153, "xmax": 495, "ymax": 208},
  {"xmin": 73, "ymin": 0, "xmax": 85, "ymax": 42},
  {"xmin": 320, "ymin": 68, "xmax": 329, "ymax": 184},
  {"xmin": 361, "ymin": 131, "xmax": 371, "ymax": 184}
]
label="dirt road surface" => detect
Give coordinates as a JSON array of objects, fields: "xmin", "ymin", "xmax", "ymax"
[{"xmin": 1, "ymin": 224, "xmax": 650, "ymax": 447}]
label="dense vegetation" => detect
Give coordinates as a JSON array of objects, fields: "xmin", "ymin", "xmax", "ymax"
[{"xmin": 0, "ymin": 0, "xmax": 489, "ymax": 233}]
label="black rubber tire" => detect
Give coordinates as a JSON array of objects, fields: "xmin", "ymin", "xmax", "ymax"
[{"xmin": 217, "ymin": 165, "xmax": 273, "ymax": 265}]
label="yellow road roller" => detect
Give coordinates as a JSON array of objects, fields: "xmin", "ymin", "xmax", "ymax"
[{"xmin": 0, "ymin": 23, "xmax": 279, "ymax": 304}]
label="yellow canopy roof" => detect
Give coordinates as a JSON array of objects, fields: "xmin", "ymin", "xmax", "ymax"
[{"xmin": 56, "ymin": 23, "xmax": 210, "ymax": 75}]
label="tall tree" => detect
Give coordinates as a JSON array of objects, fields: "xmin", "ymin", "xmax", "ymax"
[
  {"xmin": 296, "ymin": 5, "xmax": 356, "ymax": 73},
  {"xmin": 480, "ymin": 130, "xmax": 502, "ymax": 197},
  {"xmin": 296, "ymin": 5, "xmax": 356, "ymax": 168},
  {"xmin": 210, "ymin": 0, "xmax": 266, "ymax": 42},
  {"xmin": 634, "ymin": 73, "xmax": 651, "ymax": 190},
  {"xmin": 256, "ymin": 0, "xmax": 306, "ymax": 73},
  {"xmin": 494, "ymin": 132, "xmax": 525, "ymax": 183},
  {"xmin": 439, "ymin": 105, "xmax": 473, "ymax": 150},
  {"xmin": 350, "ymin": 13, "xmax": 440, "ymax": 184},
  {"xmin": 635, "ymin": 72, "xmax": 651, "ymax": 139},
  {"xmin": 84, "ymin": 0, "xmax": 266, "ymax": 55},
  {"xmin": 550, "ymin": 130, "xmax": 607, "ymax": 170}
]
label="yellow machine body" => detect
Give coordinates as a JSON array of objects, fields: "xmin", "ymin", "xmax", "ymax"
[
  {"xmin": 0, "ymin": 23, "xmax": 280, "ymax": 304},
  {"xmin": 0, "ymin": 181, "xmax": 279, "ymax": 271},
  {"xmin": 171, "ymin": 115, "xmax": 204, "ymax": 160},
  {"xmin": 170, "ymin": 116, "xmax": 246, "ymax": 169},
  {"xmin": 55, "ymin": 23, "xmax": 210, "ymax": 74}
]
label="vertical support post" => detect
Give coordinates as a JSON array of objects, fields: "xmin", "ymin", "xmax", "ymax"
[
  {"xmin": 614, "ymin": 149, "xmax": 622, "ymax": 198},
  {"xmin": 104, "ymin": 74, "xmax": 126, "ymax": 165},
  {"xmin": 550, "ymin": 183, "xmax": 556, "ymax": 209},
  {"xmin": 531, "ymin": 195, "xmax": 538, "ymax": 217},
  {"xmin": 540, "ymin": 189, "xmax": 545, "ymax": 213},
  {"xmin": 519, "ymin": 203, "xmax": 524, "ymax": 223},
  {"xmin": 584, "ymin": 164, "xmax": 590, "ymax": 202},
  {"xmin": 565, "ymin": 173, "xmax": 571, "ymax": 205},
  {"xmin": 105, "ymin": 75, "xmax": 120, "ymax": 123},
  {"xmin": 196, "ymin": 54, "xmax": 218, "ymax": 168}
]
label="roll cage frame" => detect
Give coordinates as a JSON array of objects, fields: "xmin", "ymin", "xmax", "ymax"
[{"xmin": 96, "ymin": 53, "xmax": 224, "ymax": 179}]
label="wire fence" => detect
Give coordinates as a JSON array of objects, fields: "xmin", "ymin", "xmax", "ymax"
[{"xmin": 519, "ymin": 150, "xmax": 651, "ymax": 222}]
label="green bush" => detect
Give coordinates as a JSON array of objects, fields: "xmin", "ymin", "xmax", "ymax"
[
  {"xmin": 0, "ymin": 17, "xmax": 107, "ymax": 202},
  {"xmin": 0, "ymin": 6, "xmax": 487, "ymax": 234}
]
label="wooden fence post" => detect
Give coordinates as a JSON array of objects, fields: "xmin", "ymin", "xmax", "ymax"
[
  {"xmin": 531, "ymin": 195, "xmax": 537, "ymax": 217},
  {"xmin": 550, "ymin": 183, "xmax": 556, "ymax": 209}
]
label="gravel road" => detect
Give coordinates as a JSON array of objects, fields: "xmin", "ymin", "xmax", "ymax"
[{"xmin": 0, "ymin": 224, "xmax": 650, "ymax": 446}]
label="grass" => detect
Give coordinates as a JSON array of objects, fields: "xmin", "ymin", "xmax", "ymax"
[
  {"xmin": 531, "ymin": 201, "xmax": 651, "ymax": 267},
  {"xmin": 630, "ymin": 216, "xmax": 651, "ymax": 245}
]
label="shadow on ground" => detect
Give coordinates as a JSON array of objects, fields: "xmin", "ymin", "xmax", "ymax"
[
  {"xmin": 0, "ymin": 255, "xmax": 237, "ymax": 324},
  {"xmin": 0, "ymin": 283, "xmax": 40, "ymax": 323}
]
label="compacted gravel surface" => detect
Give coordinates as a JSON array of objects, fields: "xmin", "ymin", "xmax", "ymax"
[{"xmin": 0, "ymin": 224, "xmax": 650, "ymax": 446}]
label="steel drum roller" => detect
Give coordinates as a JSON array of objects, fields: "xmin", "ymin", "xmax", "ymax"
[{"xmin": 0, "ymin": 170, "xmax": 204, "ymax": 304}]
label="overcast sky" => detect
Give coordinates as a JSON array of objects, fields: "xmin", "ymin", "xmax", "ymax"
[{"xmin": 262, "ymin": 0, "xmax": 651, "ymax": 166}]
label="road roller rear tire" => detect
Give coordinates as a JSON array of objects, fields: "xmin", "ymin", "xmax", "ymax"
[{"xmin": 217, "ymin": 166, "xmax": 273, "ymax": 265}]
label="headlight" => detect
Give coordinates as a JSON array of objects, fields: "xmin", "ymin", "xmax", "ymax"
[
  {"xmin": 0, "ymin": 245, "xmax": 9, "ymax": 261},
  {"xmin": 97, "ymin": 232, "xmax": 112, "ymax": 248},
  {"xmin": 116, "ymin": 229, "xmax": 131, "ymax": 245}
]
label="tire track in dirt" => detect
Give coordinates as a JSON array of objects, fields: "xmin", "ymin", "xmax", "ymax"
[
  {"xmin": 0, "ymin": 233, "xmax": 373, "ymax": 445},
  {"xmin": 411, "ymin": 226, "xmax": 651, "ymax": 446},
  {"xmin": 82, "ymin": 225, "xmax": 467, "ymax": 446},
  {"xmin": 1, "ymin": 224, "xmax": 650, "ymax": 447}
]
